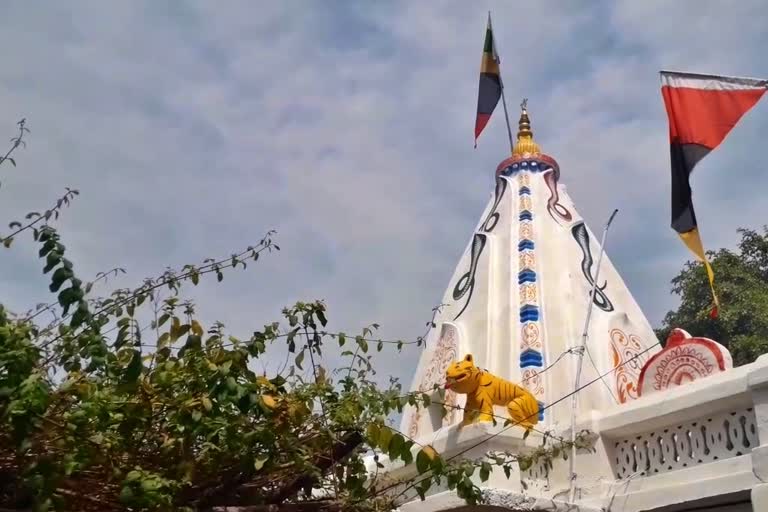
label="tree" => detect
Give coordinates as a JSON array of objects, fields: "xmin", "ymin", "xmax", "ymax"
[
  {"xmin": 0, "ymin": 120, "xmax": 544, "ymax": 512},
  {"xmin": 656, "ymin": 226, "xmax": 768, "ymax": 366}
]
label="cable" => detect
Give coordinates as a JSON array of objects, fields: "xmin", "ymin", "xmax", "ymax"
[
  {"xmin": 584, "ymin": 344, "xmax": 619, "ymax": 404},
  {"xmin": 430, "ymin": 400, "xmax": 568, "ymax": 445},
  {"xmin": 521, "ymin": 347, "xmax": 575, "ymax": 383}
]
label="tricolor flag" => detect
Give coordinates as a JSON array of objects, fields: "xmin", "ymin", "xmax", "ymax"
[
  {"xmin": 474, "ymin": 13, "xmax": 502, "ymax": 147},
  {"xmin": 660, "ymin": 70, "xmax": 768, "ymax": 317}
]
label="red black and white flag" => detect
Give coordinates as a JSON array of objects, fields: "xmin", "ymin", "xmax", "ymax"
[
  {"xmin": 474, "ymin": 13, "xmax": 502, "ymax": 148},
  {"xmin": 660, "ymin": 70, "xmax": 768, "ymax": 316}
]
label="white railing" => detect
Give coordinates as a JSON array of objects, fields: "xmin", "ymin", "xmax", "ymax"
[{"xmin": 608, "ymin": 407, "xmax": 759, "ymax": 479}]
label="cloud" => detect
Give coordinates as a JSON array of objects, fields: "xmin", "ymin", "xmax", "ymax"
[{"xmin": 0, "ymin": 0, "xmax": 766, "ymax": 384}]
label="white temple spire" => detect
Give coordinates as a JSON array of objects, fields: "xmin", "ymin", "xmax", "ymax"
[{"xmin": 402, "ymin": 103, "xmax": 660, "ymax": 441}]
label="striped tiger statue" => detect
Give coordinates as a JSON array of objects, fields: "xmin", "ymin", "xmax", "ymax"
[{"xmin": 444, "ymin": 354, "xmax": 539, "ymax": 430}]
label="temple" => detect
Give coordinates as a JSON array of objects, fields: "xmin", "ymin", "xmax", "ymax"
[{"xmin": 374, "ymin": 105, "xmax": 768, "ymax": 511}]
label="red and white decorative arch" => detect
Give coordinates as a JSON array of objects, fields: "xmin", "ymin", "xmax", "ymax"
[{"xmin": 637, "ymin": 328, "xmax": 732, "ymax": 397}]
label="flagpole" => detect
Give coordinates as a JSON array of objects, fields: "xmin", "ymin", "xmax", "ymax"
[{"xmin": 488, "ymin": 11, "xmax": 515, "ymax": 154}]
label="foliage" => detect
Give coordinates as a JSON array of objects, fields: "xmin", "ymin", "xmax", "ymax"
[
  {"xmin": 656, "ymin": 226, "xmax": 768, "ymax": 366},
  {"xmin": 0, "ymin": 120, "xmax": 534, "ymax": 512}
]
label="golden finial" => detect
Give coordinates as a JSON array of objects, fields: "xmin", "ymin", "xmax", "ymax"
[{"xmin": 512, "ymin": 98, "xmax": 541, "ymax": 156}]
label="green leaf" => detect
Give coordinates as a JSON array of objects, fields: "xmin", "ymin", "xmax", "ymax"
[
  {"xmin": 119, "ymin": 486, "xmax": 135, "ymax": 504},
  {"xmin": 191, "ymin": 319, "xmax": 204, "ymax": 336},
  {"xmin": 115, "ymin": 327, "xmax": 130, "ymax": 349},
  {"xmin": 157, "ymin": 332, "xmax": 171, "ymax": 348},
  {"xmin": 295, "ymin": 349, "xmax": 305, "ymax": 370},
  {"xmin": 316, "ymin": 309, "xmax": 328, "ymax": 327},
  {"xmin": 401, "ymin": 443, "xmax": 414, "ymax": 465},
  {"xmin": 43, "ymin": 251, "xmax": 61, "ymax": 273},
  {"xmin": 356, "ymin": 336, "xmax": 368, "ymax": 353},
  {"xmin": 202, "ymin": 397, "xmax": 213, "ymax": 412},
  {"xmin": 479, "ymin": 462, "xmax": 491, "ymax": 482},
  {"xmin": 38, "ymin": 240, "xmax": 55, "ymax": 257},
  {"xmin": 338, "ymin": 332, "xmax": 346, "ymax": 346},
  {"xmin": 377, "ymin": 340, "xmax": 383, "ymax": 352},
  {"xmin": 416, "ymin": 449, "xmax": 430, "ymax": 474},
  {"xmin": 182, "ymin": 335, "xmax": 202, "ymax": 354},
  {"xmin": 378, "ymin": 426, "xmax": 393, "ymax": 452},
  {"xmin": 366, "ymin": 423, "xmax": 380, "ymax": 447},
  {"xmin": 254, "ymin": 457, "xmax": 268, "ymax": 471},
  {"xmin": 388, "ymin": 434, "xmax": 404, "ymax": 460},
  {"xmin": 122, "ymin": 350, "xmax": 143, "ymax": 383},
  {"xmin": 49, "ymin": 266, "xmax": 72, "ymax": 292}
]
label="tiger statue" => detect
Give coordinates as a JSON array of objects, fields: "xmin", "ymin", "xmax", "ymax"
[{"xmin": 445, "ymin": 354, "xmax": 539, "ymax": 430}]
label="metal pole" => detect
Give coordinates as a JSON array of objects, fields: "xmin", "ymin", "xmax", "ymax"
[
  {"xmin": 568, "ymin": 208, "xmax": 619, "ymax": 504},
  {"xmin": 488, "ymin": 12, "xmax": 515, "ymax": 154}
]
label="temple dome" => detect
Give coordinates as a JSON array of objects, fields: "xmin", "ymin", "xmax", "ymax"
[{"xmin": 496, "ymin": 103, "xmax": 560, "ymax": 179}]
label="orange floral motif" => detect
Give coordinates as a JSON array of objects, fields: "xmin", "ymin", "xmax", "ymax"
[
  {"xmin": 519, "ymin": 222, "xmax": 533, "ymax": 239},
  {"xmin": 522, "ymin": 368, "xmax": 544, "ymax": 397},
  {"xmin": 408, "ymin": 324, "xmax": 460, "ymax": 437},
  {"xmin": 442, "ymin": 389, "xmax": 458, "ymax": 425},
  {"xmin": 519, "ymin": 252, "xmax": 536, "ymax": 269},
  {"xmin": 609, "ymin": 328, "xmax": 648, "ymax": 404},
  {"xmin": 408, "ymin": 412, "xmax": 420, "ymax": 438},
  {"xmin": 521, "ymin": 323, "xmax": 541, "ymax": 350},
  {"xmin": 520, "ymin": 283, "xmax": 538, "ymax": 304},
  {"xmin": 520, "ymin": 196, "xmax": 532, "ymax": 211}
]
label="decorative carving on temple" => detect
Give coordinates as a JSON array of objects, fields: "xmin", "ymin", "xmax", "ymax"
[
  {"xmin": 407, "ymin": 323, "xmax": 459, "ymax": 438},
  {"xmin": 609, "ymin": 328, "xmax": 650, "ymax": 403},
  {"xmin": 637, "ymin": 328, "xmax": 732, "ymax": 397}
]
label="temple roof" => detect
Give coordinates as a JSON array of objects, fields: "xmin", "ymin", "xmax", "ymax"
[{"xmin": 496, "ymin": 101, "xmax": 560, "ymax": 178}]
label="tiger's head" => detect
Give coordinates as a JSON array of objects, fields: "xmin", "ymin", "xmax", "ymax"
[{"xmin": 445, "ymin": 354, "xmax": 481, "ymax": 394}]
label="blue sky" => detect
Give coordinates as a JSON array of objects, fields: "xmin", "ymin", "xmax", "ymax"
[{"xmin": 1, "ymin": 1, "xmax": 767, "ymax": 383}]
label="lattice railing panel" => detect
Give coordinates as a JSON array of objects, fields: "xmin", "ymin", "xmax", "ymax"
[{"xmin": 609, "ymin": 408, "xmax": 758, "ymax": 478}]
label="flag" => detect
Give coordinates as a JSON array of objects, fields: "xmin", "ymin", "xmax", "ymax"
[
  {"xmin": 660, "ymin": 70, "xmax": 768, "ymax": 317},
  {"xmin": 474, "ymin": 13, "xmax": 502, "ymax": 147}
]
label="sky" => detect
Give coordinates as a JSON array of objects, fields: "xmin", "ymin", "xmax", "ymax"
[{"xmin": 0, "ymin": 1, "xmax": 767, "ymax": 384}]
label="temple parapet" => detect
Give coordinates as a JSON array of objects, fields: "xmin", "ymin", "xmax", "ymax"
[{"xmin": 374, "ymin": 353, "xmax": 768, "ymax": 511}]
